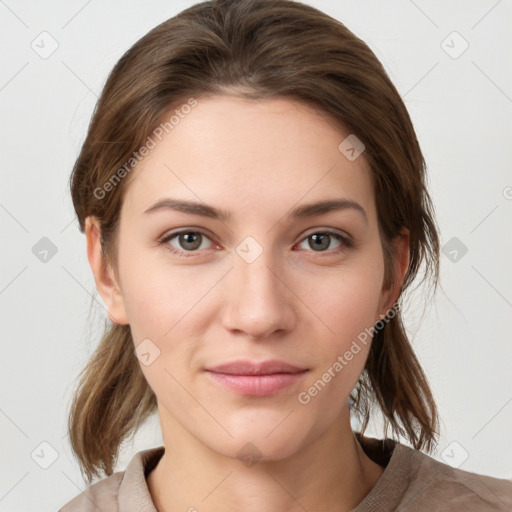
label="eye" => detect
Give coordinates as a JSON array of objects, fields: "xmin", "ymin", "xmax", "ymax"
[
  {"xmin": 296, "ymin": 230, "xmax": 352, "ymax": 254},
  {"xmin": 160, "ymin": 229, "xmax": 214, "ymax": 257},
  {"xmin": 159, "ymin": 228, "xmax": 353, "ymax": 258}
]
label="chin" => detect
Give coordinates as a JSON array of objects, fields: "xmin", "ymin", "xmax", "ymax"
[{"xmin": 205, "ymin": 427, "xmax": 308, "ymax": 465}]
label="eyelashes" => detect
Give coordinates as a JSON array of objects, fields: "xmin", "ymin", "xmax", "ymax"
[
  {"xmin": 161, "ymin": 230, "xmax": 213, "ymax": 256},
  {"xmin": 159, "ymin": 228, "xmax": 353, "ymax": 258}
]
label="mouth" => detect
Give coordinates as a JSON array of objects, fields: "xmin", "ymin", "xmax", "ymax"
[{"xmin": 204, "ymin": 359, "xmax": 309, "ymax": 396}]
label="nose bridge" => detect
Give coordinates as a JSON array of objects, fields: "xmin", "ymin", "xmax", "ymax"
[{"xmin": 222, "ymin": 235, "xmax": 295, "ymax": 338}]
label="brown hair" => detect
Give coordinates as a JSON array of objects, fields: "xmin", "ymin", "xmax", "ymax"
[{"xmin": 68, "ymin": 0, "xmax": 441, "ymax": 483}]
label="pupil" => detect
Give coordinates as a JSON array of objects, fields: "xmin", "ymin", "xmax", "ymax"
[
  {"xmin": 181, "ymin": 232, "xmax": 201, "ymax": 250},
  {"xmin": 311, "ymin": 233, "xmax": 329, "ymax": 251}
]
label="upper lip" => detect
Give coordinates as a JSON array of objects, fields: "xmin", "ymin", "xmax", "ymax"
[{"xmin": 206, "ymin": 359, "xmax": 307, "ymax": 375}]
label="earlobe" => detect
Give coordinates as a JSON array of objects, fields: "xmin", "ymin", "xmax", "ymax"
[{"xmin": 85, "ymin": 216, "xmax": 129, "ymax": 325}]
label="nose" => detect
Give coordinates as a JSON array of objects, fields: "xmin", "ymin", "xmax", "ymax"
[{"xmin": 221, "ymin": 246, "xmax": 297, "ymax": 340}]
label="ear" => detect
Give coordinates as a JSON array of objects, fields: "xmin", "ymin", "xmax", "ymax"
[
  {"xmin": 376, "ymin": 227, "xmax": 410, "ymax": 321},
  {"xmin": 85, "ymin": 216, "xmax": 129, "ymax": 325}
]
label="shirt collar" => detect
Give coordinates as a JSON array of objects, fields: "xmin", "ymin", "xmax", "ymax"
[{"xmin": 118, "ymin": 446, "xmax": 164, "ymax": 512}]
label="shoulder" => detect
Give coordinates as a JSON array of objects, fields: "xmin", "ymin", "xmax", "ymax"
[
  {"xmin": 58, "ymin": 446, "xmax": 164, "ymax": 512},
  {"xmin": 58, "ymin": 471, "xmax": 124, "ymax": 512},
  {"xmin": 396, "ymin": 444, "xmax": 512, "ymax": 511},
  {"xmin": 355, "ymin": 435, "xmax": 512, "ymax": 512}
]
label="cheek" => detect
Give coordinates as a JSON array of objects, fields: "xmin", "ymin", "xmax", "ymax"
[
  {"xmin": 296, "ymin": 260, "xmax": 384, "ymax": 348},
  {"xmin": 118, "ymin": 249, "xmax": 228, "ymax": 398},
  {"xmin": 118, "ymin": 243, "xmax": 224, "ymax": 343},
  {"xmin": 293, "ymin": 258, "xmax": 384, "ymax": 404},
  {"xmin": 297, "ymin": 274, "xmax": 382, "ymax": 414}
]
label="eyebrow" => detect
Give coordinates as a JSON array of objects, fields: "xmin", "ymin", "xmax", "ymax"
[{"xmin": 144, "ymin": 197, "xmax": 368, "ymax": 224}]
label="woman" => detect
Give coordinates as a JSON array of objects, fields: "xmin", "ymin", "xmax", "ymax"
[{"xmin": 59, "ymin": 0, "xmax": 512, "ymax": 510}]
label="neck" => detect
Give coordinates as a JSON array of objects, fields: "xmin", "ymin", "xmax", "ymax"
[{"xmin": 147, "ymin": 407, "xmax": 384, "ymax": 512}]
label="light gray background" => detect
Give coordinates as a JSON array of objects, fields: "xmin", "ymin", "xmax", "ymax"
[{"xmin": 1, "ymin": 0, "xmax": 511, "ymax": 510}]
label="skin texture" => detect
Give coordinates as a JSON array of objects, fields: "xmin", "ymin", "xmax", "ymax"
[{"xmin": 86, "ymin": 96, "xmax": 410, "ymax": 512}]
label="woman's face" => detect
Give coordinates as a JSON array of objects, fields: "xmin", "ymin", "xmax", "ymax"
[{"xmin": 95, "ymin": 96, "xmax": 407, "ymax": 461}]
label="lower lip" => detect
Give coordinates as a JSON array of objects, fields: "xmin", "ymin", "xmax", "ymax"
[{"xmin": 206, "ymin": 370, "xmax": 308, "ymax": 396}]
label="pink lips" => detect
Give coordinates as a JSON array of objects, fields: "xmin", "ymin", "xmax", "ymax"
[{"xmin": 205, "ymin": 359, "xmax": 309, "ymax": 396}]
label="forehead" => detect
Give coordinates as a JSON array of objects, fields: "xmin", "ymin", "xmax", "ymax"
[{"xmin": 120, "ymin": 95, "xmax": 376, "ymax": 224}]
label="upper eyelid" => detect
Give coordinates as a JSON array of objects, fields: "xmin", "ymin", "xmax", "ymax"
[
  {"xmin": 300, "ymin": 227, "xmax": 351, "ymax": 240},
  {"xmin": 161, "ymin": 228, "xmax": 215, "ymax": 244}
]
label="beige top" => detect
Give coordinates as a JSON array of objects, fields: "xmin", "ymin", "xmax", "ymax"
[{"xmin": 58, "ymin": 434, "xmax": 512, "ymax": 511}]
